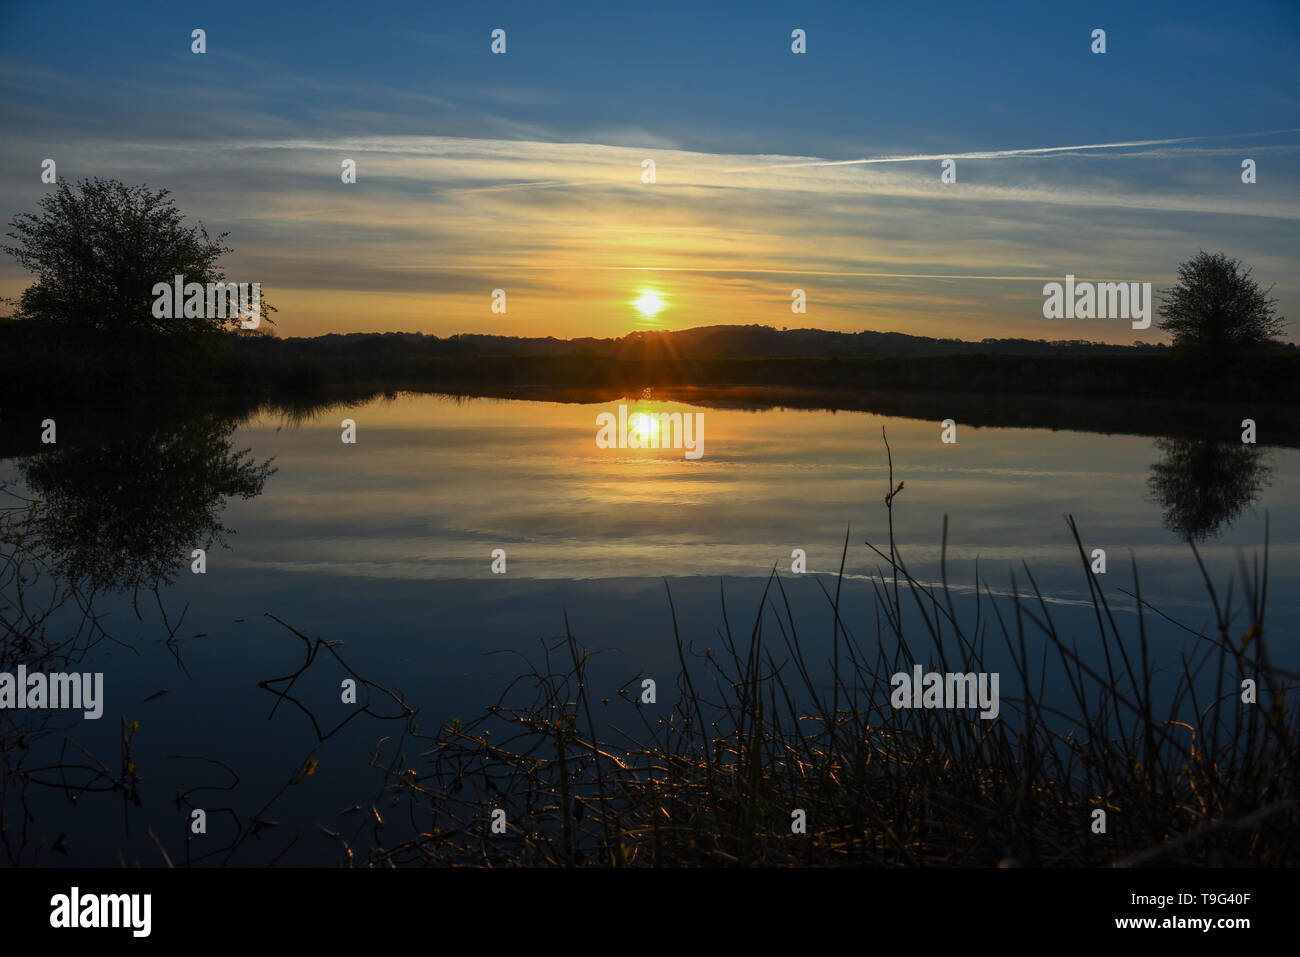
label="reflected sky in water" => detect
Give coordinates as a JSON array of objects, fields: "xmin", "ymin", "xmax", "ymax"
[
  {"xmin": 214, "ymin": 393, "xmax": 1298, "ymax": 612},
  {"xmin": 2, "ymin": 391, "xmax": 1296, "ymax": 864}
]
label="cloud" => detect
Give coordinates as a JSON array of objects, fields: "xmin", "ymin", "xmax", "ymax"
[{"xmin": 2, "ymin": 128, "xmax": 1296, "ymax": 341}]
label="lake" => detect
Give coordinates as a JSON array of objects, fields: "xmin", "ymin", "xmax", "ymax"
[{"xmin": 2, "ymin": 390, "xmax": 1296, "ymax": 865}]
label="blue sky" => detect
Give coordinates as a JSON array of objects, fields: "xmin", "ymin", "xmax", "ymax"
[{"xmin": 2, "ymin": 0, "xmax": 1297, "ymax": 340}]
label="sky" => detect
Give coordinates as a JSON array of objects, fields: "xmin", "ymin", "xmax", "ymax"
[{"xmin": 1, "ymin": 0, "xmax": 1297, "ymax": 343}]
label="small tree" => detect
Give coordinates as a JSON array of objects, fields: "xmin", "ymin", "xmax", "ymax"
[
  {"xmin": 1157, "ymin": 251, "xmax": 1286, "ymax": 352},
  {"xmin": 2, "ymin": 177, "xmax": 273, "ymax": 336}
]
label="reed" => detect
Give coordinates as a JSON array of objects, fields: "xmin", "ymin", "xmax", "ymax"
[{"xmin": 363, "ymin": 433, "xmax": 1298, "ymax": 867}]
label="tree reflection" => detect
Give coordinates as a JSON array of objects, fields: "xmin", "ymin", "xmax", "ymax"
[
  {"xmin": 16, "ymin": 412, "xmax": 274, "ymax": 593},
  {"xmin": 1148, "ymin": 437, "xmax": 1273, "ymax": 541},
  {"xmin": 0, "ymin": 406, "xmax": 277, "ymax": 865}
]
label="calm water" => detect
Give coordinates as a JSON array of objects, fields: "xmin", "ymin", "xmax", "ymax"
[{"xmin": 2, "ymin": 391, "xmax": 1296, "ymax": 864}]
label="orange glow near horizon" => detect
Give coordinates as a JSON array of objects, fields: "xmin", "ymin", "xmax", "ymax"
[{"xmin": 145, "ymin": 272, "xmax": 1054, "ymax": 344}]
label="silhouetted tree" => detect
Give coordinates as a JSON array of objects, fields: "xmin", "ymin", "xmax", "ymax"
[
  {"xmin": 1157, "ymin": 251, "xmax": 1286, "ymax": 352},
  {"xmin": 2, "ymin": 177, "xmax": 273, "ymax": 337}
]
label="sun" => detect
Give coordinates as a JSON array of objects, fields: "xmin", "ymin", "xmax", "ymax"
[
  {"xmin": 633, "ymin": 291, "xmax": 665, "ymax": 317},
  {"xmin": 630, "ymin": 411, "xmax": 659, "ymax": 441}
]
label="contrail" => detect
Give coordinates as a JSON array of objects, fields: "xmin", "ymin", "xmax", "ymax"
[{"xmin": 722, "ymin": 128, "xmax": 1300, "ymax": 173}]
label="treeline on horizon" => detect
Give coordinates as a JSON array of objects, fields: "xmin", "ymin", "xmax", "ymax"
[
  {"xmin": 298, "ymin": 324, "xmax": 1190, "ymax": 359},
  {"xmin": 2, "ymin": 319, "xmax": 1298, "ymax": 404},
  {"xmin": 253, "ymin": 322, "xmax": 1300, "ymax": 362}
]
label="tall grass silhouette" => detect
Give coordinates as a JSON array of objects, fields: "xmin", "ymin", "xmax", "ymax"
[{"xmin": 360, "ymin": 431, "xmax": 1297, "ymax": 867}]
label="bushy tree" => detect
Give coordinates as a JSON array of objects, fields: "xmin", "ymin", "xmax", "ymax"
[
  {"xmin": 2, "ymin": 177, "xmax": 273, "ymax": 335},
  {"xmin": 1157, "ymin": 251, "xmax": 1286, "ymax": 351}
]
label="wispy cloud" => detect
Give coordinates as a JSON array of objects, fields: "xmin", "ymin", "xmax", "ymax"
[{"xmin": 2, "ymin": 129, "xmax": 1296, "ymax": 342}]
